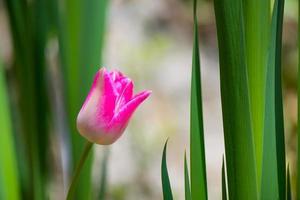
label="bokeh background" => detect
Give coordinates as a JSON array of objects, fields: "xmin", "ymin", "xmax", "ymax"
[{"xmin": 0, "ymin": 0, "xmax": 298, "ymax": 199}]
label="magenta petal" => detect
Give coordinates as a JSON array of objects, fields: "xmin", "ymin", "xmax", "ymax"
[
  {"xmin": 77, "ymin": 67, "xmax": 152, "ymax": 145},
  {"xmin": 96, "ymin": 69, "xmax": 118, "ymax": 123},
  {"xmin": 115, "ymin": 77, "xmax": 131, "ymax": 95},
  {"xmin": 114, "ymin": 81, "xmax": 133, "ymax": 113},
  {"xmin": 81, "ymin": 70, "xmax": 102, "ymax": 110},
  {"xmin": 120, "ymin": 80, "xmax": 133, "ymax": 103},
  {"xmin": 109, "ymin": 90, "xmax": 151, "ymax": 133},
  {"xmin": 110, "ymin": 70, "xmax": 124, "ymax": 82}
]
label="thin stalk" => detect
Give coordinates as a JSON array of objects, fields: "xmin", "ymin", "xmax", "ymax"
[
  {"xmin": 297, "ymin": 0, "xmax": 300, "ymax": 198},
  {"xmin": 66, "ymin": 141, "xmax": 93, "ymax": 200}
]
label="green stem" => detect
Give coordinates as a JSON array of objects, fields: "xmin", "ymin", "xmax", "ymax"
[{"xmin": 66, "ymin": 141, "xmax": 93, "ymax": 200}]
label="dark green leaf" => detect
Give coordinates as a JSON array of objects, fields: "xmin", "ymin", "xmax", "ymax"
[
  {"xmin": 184, "ymin": 152, "xmax": 191, "ymax": 200},
  {"xmin": 4, "ymin": 0, "xmax": 51, "ymax": 198},
  {"xmin": 0, "ymin": 60, "xmax": 20, "ymax": 200},
  {"xmin": 297, "ymin": 0, "xmax": 300, "ymax": 198},
  {"xmin": 57, "ymin": 0, "xmax": 109, "ymax": 198},
  {"xmin": 213, "ymin": 0, "xmax": 258, "ymax": 198},
  {"xmin": 190, "ymin": 0, "xmax": 208, "ymax": 199},
  {"xmin": 287, "ymin": 165, "xmax": 292, "ymax": 200},
  {"xmin": 260, "ymin": 0, "xmax": 285, "ymax": 199},
  {"xmin": 243, "ymin": 0, "xmax": 270, "ymax": 185},
  {"xmin": 222, "ymin": 156, "xmax": 227, "ymax": 200},
  {"xmin": 161, "ymin": 140, "xmax": 173, "ymax": 200},
  {"xmin": 274, "ymin": 1, "xmax": 286, "ymax": 199}
]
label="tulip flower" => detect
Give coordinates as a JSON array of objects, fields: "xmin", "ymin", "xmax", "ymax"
[
  {"xmin": 77, "ymin": 67, "xmax": 151, "ymax": 145},
  {"xmin": 67, "ymin": 68, "xmax": 151, "ymax": 200}
]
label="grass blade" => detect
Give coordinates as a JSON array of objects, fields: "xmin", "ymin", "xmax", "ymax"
[
  {"xmin": 213, "ymin": 0, "xmax": 258, "ymax": 198},
  {"xmin": 243, "ymin": 0, "xmax": 270, "ymax": 185},
  {"xmin": 4, "ymin": 0, "xmax": 51, "ymax": 198},
  {"xmin": 80, "ymin": 0, "xmax": 109, "ymax": 92},
  {"xmin": 274, "ymin": 1, "xmax": 286, "ymax": 198},
  {"xmin": 0, "ymin": 62, "xmax": 20, "ymax": 200},
  {"xmin": 222, "ymin": 156, "xmax": 227, "ymax": 200},
  {"xmin": 260, "ymin": 0, "xmax": 285, "ymax": 199},
  {"xmin": 190, "ymin": 0, "xmax": 208, "ymax": 199},
  {"xmin": 297, "ymin": 0, "xmax": 300, "ymax": 198},
  {"xmin": 184, "ymin": 152, "xmax": 191, "ymax": 200},
  {"xmin": 287, "ymin": 165, "xmax": 292, "ymax": 200},
  {"xmin": 56, "ymin": 0, "xmax": 109, "ymax": 198},
  {"xmin": 161, "ymin": 140, "xmax": 173, "ymax": 200}
]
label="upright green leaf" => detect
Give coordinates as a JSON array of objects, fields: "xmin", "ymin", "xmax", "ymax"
[
  {"xmin": 4, "ymin": 0, "xmax": 51, "ymax": 198},
  {"xmin": 260, "ymin": 0, "xmax": 285, "ymax": 199},
  {"xmin": 287, "ymin": 165, "xmax": 292, "ymax": 200},
  {"xmin": 0, "ymin": 61, "xmax": 20, "ymax": 200},
  {"xmin": 297, "ymin": 0, "xmax": 300, "ymax": 198},
  {"xmin": 56, "ymin": 0, "xmax": 109, "ymax": 198},
  {"xmin": 184, "ymin": 152, "xmax": 191, "ymax": 200},
  {"xmin": 213, "ymin": 0, "xmax": 258, "ymax": 199},
  {"xmin": 161, "ymin": 140, "xmax": 173, "ymax": 200},
  {"xmin": 190, "ymin": 0, "xmax": 208, "ymax": 199},
  {"xmin": 274, "ymin": 1, "xmax": 286, "ymax": 198},
  {"xmin": 222, "ymin": 157, "xmax": 227, "ymax": 200},
  {"xmin": 243, "ymin": 0, "xmax": 270, "ymax": 186}
]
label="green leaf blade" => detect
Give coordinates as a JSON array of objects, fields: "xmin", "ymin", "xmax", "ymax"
[
  {"xmin": 287, "ymin": 165, "xmax": 292, "ymax": 200},
  {"xmin": 213, "ymin": 0, "xmax": 258, "ymax": 199},
  {"xmin": 184, "ymin": 152, "xmax": 191, "ymax": 200},
  {"xmin": 0, "ymin": 62, "xmax": 20, "ymax": 200},
  {"xmin": 243, "ymin": 0, "xmax": 270, "ymax": 186},
  {"xmin": 260, "ymin": 0, "xmax": 285, "ymax": 199},
  {"xmin": 4, "ymin": 0, "xmax": 52, "ymax": 198},
  {"xmin": 298, "ymin": 0, "xmax": 300, "ymax": 198},
  {"xmin": 161, "ymin": 140, "xmax": 173, "ymax": 200},
  {"xmin": 57, "ymin": 0, "xmax": 109, "ymax": 198},
  {"xmin": 190, "ymin": 0, "xmax": 208, "ymax": 199},
  {"xmin": 222, "ymin": 157, "xmax": 227, "ymax": 200},
  {"xmin": 274, "ymin": 1, "xmax": 286, "ymax": 199}
]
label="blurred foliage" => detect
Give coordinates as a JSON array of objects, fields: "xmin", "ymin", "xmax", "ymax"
[{"xmin": 3, "ymin": 0, "xmax": 109, "ymax": 199}]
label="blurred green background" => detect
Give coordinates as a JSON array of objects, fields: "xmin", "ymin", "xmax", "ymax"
[{"xmin": 0, "ymin": 0, "xmax": 298, "ymax": 199}]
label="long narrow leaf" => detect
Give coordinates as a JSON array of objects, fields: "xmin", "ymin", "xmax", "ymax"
[
  {"xmin": 287, "ymin": 165, "xmax": 292, "ymax": 200},
  {"xmin": 57, "ymin": 0, "xmax": 109, "ymax": 198},
  {"xmin": 222, "ymin": 157, "xmax": 227, "ymax": 200},
  {"xmin": 213, "ymin": 0, "xmax": 258, "ymax": 199},
  {"xmin": 243, "ymin": 0, "xmax": 270, "ymax": 185},
  {"xmin": 274, "ymin": 1, "xmax": 286, "ymax": 198},
  {"xmin": 161, "ymin": 140, "xmax": 173, "ymax": 200},
  {"xmin": 184, "ymin": 152, "xmax": 191, "ymax": 200},
  {"xmin": 190, "ymin": 0, "xmax": 208, "ymax": 199},
  {"xmin": 260, "ymin": 0, "xmax": 285, "ymax": 199},
  {"xmin": 0, "ymin": 61, "xmax": 20, "ymax": 200},
  {"xmin": 4, "ymin": 0, "xmax": 51, "ymax": 198},
  {"xmin": 297, "ymin": 0, "xmax": 300, "ymax": 198}
]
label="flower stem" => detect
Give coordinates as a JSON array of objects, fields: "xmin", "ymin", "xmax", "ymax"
[{"xmin": 66, "ymin": 141, "xmax": 93, "ymax": 200}]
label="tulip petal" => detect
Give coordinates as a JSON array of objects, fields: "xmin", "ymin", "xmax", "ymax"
[
  {"xmin": 77, "ymin": 67, "xmax": 151, "ymax": 145},
  {"xmin": 81, "ymin": 70, "xmax": 102, "ymax": 110},
  {"xmin": 109, "ymin": 90, "xmax": 151, "ymax": 133},
  {"xmin": 120, "ymin": 79, "xmax": 133, "ymax": 102},
  {"xmin": 115, "ymin": 80, "xmax": 133, "ymax": 113},
  {"xmin": 97, "ymin": 70, "xmax": 118, "ymax": 122},
  {"xmin": 110, "ymin": 70, "xmax": 124, "ymax": 82},
  {"xmin": 117, "ymin": 78, "xmax": 129, "ymax": 95}
]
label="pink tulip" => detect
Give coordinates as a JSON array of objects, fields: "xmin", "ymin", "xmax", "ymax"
[{"xmin": 77, "ymin": 68, "xmax": 151, "ymax": 145}]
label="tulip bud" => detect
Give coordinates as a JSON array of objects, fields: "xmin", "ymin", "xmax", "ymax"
[{"xmin": 77, "ymin": 68, "xmax": 151, "ymax": 145}]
